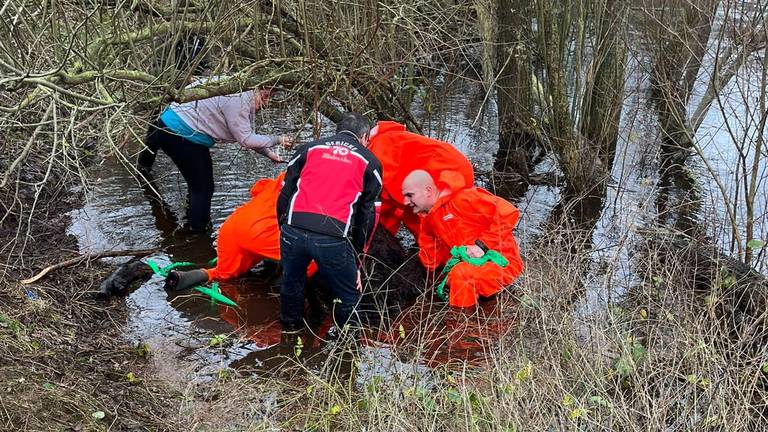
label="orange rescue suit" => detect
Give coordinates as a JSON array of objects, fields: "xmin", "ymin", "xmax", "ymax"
[
  {"xmin": 206, "ymin": 173, "xmax": 317, "ymax": 281},
  {"xmin": 368, "ymin": 121, "xmax": 474, "ymax": 237},
  {"xmin": 418, "ymin": 172, "xmax": 524, "ymax": 307}
]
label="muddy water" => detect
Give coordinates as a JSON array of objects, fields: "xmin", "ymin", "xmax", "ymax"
[
  {"xmin": 67, "ymin": 97, "xmax": 513, "ymax": 381},
  {"xmin": 68, "ymin": 68, "xmax": 764, "ymax": 381}
]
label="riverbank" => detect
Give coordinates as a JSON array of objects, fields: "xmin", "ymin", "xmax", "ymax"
[{"xmin": 4, "ymin": 184, "xmax": 768, "ymax": 430}]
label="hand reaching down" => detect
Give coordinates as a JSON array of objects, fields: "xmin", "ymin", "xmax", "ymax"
[{"xmin": 263, "ymin": 148, "xmax": 286, "ymax": 164}]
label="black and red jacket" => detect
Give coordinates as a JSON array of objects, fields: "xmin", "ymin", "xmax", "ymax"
[{"xmin": 277, "ymin": 131, "xmax": 383, "ymax": 253}]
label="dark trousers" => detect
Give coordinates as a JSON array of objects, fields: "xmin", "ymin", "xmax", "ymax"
[
  {"xmin": 279, "ymin": 224, "xmax": 360, "ymax": 329},
  {"xmin": 139, "ymin": 119, "xmax": 214, "ymax": 231}
]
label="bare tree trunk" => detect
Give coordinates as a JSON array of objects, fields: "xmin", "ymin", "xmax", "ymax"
[
  {"xmin": 647, "ymin": 0, "xmax": 719, "ymax": 169},
  {"xmin": 537, "ymin": 1, "xmax": 585, "ymax": 196},
  {"xmin": 494, "ymin": 0, "xmax": 538, "ymax": 197},
  {"xmin": 580, "ymin": 0, "xmax": 628, "ymax": 169},
  {"xmin": 531, "ymin": 0, "xmax": 628, "ymax": 197},
  {"xmin": 475, "ymin": 0, "xmax": 496, "ymax": 92}
]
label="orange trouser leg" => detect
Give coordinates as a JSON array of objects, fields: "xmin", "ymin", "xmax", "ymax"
[
  {"xmin": 207, "ymin": 220, "xmax": 318, "ymax": 281},
  {"xmin": 205, "ymin": 219, "xmax": 262, "ymax": 281},
  {"xmin": 206, "ymin": 247, "xmax": 261, "ymax": 281},
  {"xmin": 447, "ymin": 261, "xmax": 513, "ymax": 308}
]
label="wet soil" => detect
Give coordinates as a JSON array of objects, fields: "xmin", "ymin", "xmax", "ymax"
[{"xmin": 0, "ymin": 194, "xmax": 184, "ymax": 430}]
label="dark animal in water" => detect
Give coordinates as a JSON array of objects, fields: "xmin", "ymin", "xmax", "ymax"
[
  {"xmin": 96, "ymin": 258, "xmax": 154, "ymax": 299},
  {"xmin": 306, "ymin": 228, "xmax": 427, "ymax": 326}
]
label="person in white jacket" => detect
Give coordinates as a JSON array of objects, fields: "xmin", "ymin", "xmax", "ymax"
[{"xmin": 138, "ymin": 85, "xmax": 292, "ymax": 232}]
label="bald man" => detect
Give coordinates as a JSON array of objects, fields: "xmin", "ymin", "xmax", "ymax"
[{"xmin": 402, "ymin": 170, "xmax": 524, "ymax": 307}]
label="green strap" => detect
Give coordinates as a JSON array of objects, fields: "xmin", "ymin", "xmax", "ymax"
[
  {"xmin": 145, "ymin": 259, "xmax": 195, "ymax": 277},
  {"xmin": 436, "ymin": 257, "xmax": 460, "ymax": 301},
  {"xmin": 145, "ymin": 260, "xmax": 162, "ymax": 275},
  {"xmin": 436, "ymin": 245, "xmax": 509, "ymax": 301},
  {"xmin": 145, "ymin": 258, "xmax": 235, "ymax": 306},
  {"xmin": 194, "ymin": 282, "xmax": 238, "ymax": 307}
]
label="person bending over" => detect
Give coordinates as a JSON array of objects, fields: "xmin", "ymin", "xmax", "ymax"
[
  {"xmin": 277, "ymin": 113, "xmax": 382, "ymax": 334},
  {"xmin": 368, "ymin": 121, "xmax": 474, "ymax": 238},
  {"xmin": 138, "ymin": 83, "xmax": 292, "ymax": 232},
  {"xmin": 163, "ymin": 173, "xmax": 316, "ymax": 290}
]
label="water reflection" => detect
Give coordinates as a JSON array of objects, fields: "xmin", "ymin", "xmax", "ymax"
[
  {"xmin": 383, "ymin": 295, "xmax": 519, "ymax": 368},
  {"xmin": 655, "ymin": 164, "xmax": 703, "ymax": 237},
  {"xmin": 492, "ymin": 131, "xmax": 547, "ymax": 201},
  {"xmin": 546, "ymin": 193, "xmax": 607, "ymax": 306}
]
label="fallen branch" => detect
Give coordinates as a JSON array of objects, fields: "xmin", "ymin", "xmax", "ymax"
[{"xmin": 20, "ymin": 248, "xmax": 158, "ymax": 284}]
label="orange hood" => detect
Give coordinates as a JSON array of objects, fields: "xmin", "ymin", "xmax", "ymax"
[
  {"xmin": 368, "ymin": 121, "xmax": 474, "ymax": 208},
  {"xmin": 370, "ymin": 120, "xmax": 406, "ymax": 138}
]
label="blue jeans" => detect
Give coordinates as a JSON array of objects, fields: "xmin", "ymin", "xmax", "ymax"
[{"xmin": 279, "ymin": 224, "xmax": 360, "ymax": 329}]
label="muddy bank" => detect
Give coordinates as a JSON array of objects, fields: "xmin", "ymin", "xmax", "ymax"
[
  {"xmin": 0, "ymin": 210, "xmax": 180, "ymax": 429},
  {"xmin": 0, "ymin": 191, "xmax": 313, "ymax": 431},
  {"xmin": 0, "ymin": 150, "xmax": 283, "ymax": 430}
]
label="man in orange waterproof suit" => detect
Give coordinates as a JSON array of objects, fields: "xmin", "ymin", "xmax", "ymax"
[
  {"xmin": 368, "ymin": 121, "xmax": 474, "ymax": 238},
  {"xmin": 401, "ymin": 170, "xmax": 524, "ymax": 307},
  {"xmin": 164, "ymin": 173, "xmax": 315, "ymax": 290}
]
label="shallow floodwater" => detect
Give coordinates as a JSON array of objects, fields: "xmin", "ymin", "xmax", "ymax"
[{"xmin": 68, "ymin": 65, "xmax": 765, "ymax": 381}]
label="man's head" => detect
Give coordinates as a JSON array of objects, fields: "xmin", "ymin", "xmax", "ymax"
[
  {"xmin": 254, "ymin": 87, "xmax": 274, "ymax": 110},
  {"xmin": 402, "ymin": 170, "xmax": 439, "ymax": 215},
  {"xmin": 336, "ymin": 112, "xmax": 372, "ymax": 146}
]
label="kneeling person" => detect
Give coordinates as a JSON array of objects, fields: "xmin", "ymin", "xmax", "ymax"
[
  {"xmin": 165, "ymin": 174, "xmax": 287, "ymax": 290},
  {"xmin": 166, "ymin": 173, "xmax": 319, "ymax": 290},
  {"xmin": 401, "ymin": 170, "xmax": 524, "ymax": 307},
  {"xmin": 368, "ymin": 121, "xmax": 474, "ymax": 238}
]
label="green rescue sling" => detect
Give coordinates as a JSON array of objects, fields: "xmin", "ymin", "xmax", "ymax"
[
  {"xmin": 436, "ymin": 241, "xmax": 509, "ymax": 301},
  {"xmin": 145, "ymin": 258, "xmax": 237, "ymax": 307}
]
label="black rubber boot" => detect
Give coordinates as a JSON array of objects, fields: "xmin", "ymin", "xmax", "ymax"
[{"xmin": 164, "ymin": 269, "xmax": 208, "ymax": 291}]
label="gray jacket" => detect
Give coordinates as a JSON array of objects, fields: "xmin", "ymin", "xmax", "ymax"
[{"xmin": 169, "ymin": 83, "xmax": 278, "ymax": 152}]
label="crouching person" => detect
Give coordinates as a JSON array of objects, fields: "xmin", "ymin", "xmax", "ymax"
[
  {"xmin": 277, "ymin": 113, "xmax": 382, "ymax": 337},
  {"xmin": 401, "ymin": 170, "xmax": 524, "ymax": 307},
  {"xmin": 368, "ymin": 120, "xmax": 474, "ymax": 238},
  {"xmin": 164, "ymin": 173, "xmax": 288, "ymax": 291}
]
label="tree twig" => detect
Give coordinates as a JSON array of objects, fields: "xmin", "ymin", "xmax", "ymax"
[
  {"xmin": 0, "ymin": 101, "xmax": 53, "ymax": 188},
  {"xmin": 20, "ymin": 248, "xmax": 159, "ymax": 284}
]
